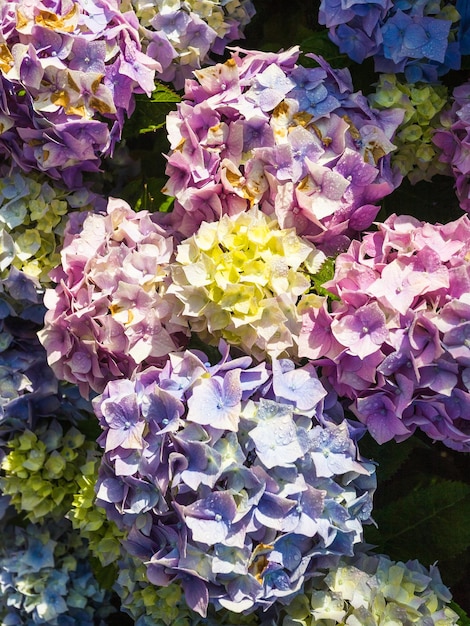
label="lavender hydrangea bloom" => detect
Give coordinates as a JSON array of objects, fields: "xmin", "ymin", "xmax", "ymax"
[
  {"xmin": 299, "ymin": 213, "xmax": 470, "ymax": 451},
  {"xmin": 93, "ymin": 343, "xmax": 376, "ymax": 616},
  {"xmin": 38, "ymin": 198, "xmax": 190, "ymax": 397},
  {"xmin": 433, "ymin": 82, "xmax": 470, "ymax": 212},
  {"xmin": 163, "ymin": 47, "xmax": 403, "ymax": 255},
  {"xmin": 319, "ymin": 0, "xmax": 463, "ymax": 82},
  {"xmin": 0, "ymin": 0, "xmax": 159, "ymax": 185}
]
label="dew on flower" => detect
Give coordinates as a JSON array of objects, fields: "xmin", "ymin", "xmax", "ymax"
[{"xmin": 93, "ymin": 346, "xmax": 376, "ymax": 616}]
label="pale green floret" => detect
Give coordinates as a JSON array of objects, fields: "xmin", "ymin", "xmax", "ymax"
[{"xmin": 369, "ymin": 74, "xmax": 450, "ymax": 183}]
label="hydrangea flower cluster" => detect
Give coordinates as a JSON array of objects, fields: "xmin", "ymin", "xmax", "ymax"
[
  {"xmin": 126, "ymin": 0, "xmax": 256, "ymax": 89},
  {"xmin": 280, "ymin": 552, "xmax": 459, "ymax": 626},
  {"xmin": 163, "ymin": 46, "xmax": 403, "ymax": 255},
  {"xmin": 368, "ymin": 74, "xmax": 450, "ymax": 183},
  {"xmin": 300, "ymin": 212, "xmax": 470, "ymax": 450},
  {"xmin": 433, "ymin": 80, "xmax": 470, "ymax": 211},
  {"xmin": 0, "ymin": 515, "xmax": 114, "ymax": 625},
  {"xmin": 0, "ymin": 420, "xmax": 95, "ymax": 523},
  {"xmin": 0, "ymin": 0, "xmax": 159, "ymax": 185},
  {"xmin": 168, "ymin": 207, "xmax": 326, "ymax": 361},
  {"xmin": 94, "ymin": 344, "xmax": 376, "ymax": 616},
  {"xmin": 319, "ymin": 0, "xmax": 462, "ymax": 83},
  {"xmin": 38, "ymin": 198, "xmax": 190, "ymax": 397},
  {"xmin": 0, "ymin": 166, "xmax": 104, "ymax": 283}
]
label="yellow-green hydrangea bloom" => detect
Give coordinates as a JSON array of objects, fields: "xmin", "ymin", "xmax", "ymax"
[
  {"xmin": 0, "ymin": 422, "xmax": 95, "ymax": 524},
  {"xmin": 0, "ymin": 168, "xmax": 101, "ymax": 283},
  {"xmin": 280, "ymin": 553, "xmax": 459, "ymax": 626},
  {"xmin": 369, "ymin": 74, "xmax": 450, "ymax": 184},
  {"xmin": 168, "ymin": 206, "xmax": 326, "ymax": 361}
]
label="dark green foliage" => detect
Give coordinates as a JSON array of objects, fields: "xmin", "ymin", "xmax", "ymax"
[
  {"xmin": 300, "ymin": 31, "xmax": 351, "ymax": 68},
  {"xmin": 451, "ymin": 601, "xmax": 470, "ymax": 626},
  {"xmin": 120, "ymin": 176, "xmax": 174, "ymax": 213},
  {"xmin": 123, "ymin": 82, "xmax": 181, "ymax": 139},
  {"xmin": 359, "ymin": 433, "xmax": 427, "ymax": 483},
  {"xmin": 359, "ymin": 430, "xmax": 470, "ymax": 606},
  {"xmin": 365, "ymin": 479, "xmax": 470, "ymax": 563}
]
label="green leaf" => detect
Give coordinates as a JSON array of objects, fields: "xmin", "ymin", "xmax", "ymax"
[
  {"xmin": 149, "ymin": 82, "xmax": 182, "ymax": 103},
  {"xmin": 358, "ymin": 433, "xmax": 426, "ymax": 483},
  {"xmin": 122, "ymin": 86, "xmax": 180, "ymax": 140},
  {"xmin": 138, "ymin": 120, "xmax": 167, "ymax": 134},
  {"xmin": 120, "ymin": 177, "xmax": 173, "ymax": 213},
  {"xmin": 187, "ymin": 335, "xmax": 222, "ymax": 365},
  {"xmin": 450, "ymin": 601, "xmax": 470, "ymax": 626},
  {"xmin": 310, "ymin": 257, "xmax": 339, "ymax": 300},
  {"xmin": 365, "ymin": 479, "xmax": 470, "ymax": 564},
  {"xmin": 300, "ymin": 32, "xmax": 351, "ymax": 68},
  {"xmin": 90, "ymin": 558, "xmax": 118, "ymax": 591}
]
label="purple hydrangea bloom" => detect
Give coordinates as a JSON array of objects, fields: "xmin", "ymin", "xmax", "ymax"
[
  {"xmin": 38, "ymin": 198, "xmax": 190, "ymax": 398},
  {"xmin": 299, "ymin": 213, "xmax": 470, "ymax": 450},
  {"xmin": 0, "ymin": 0, "xmax": 159, "ymax": 186},
  {"xmin": 319, "ymin": 0, "xmax": 463, "ymax": 82},
  {"xmin": 163, "ymin": 47, "xmax": 403, "ymax": 255},
  {"xmin": 93, "ymin": 344, "xmax": 376, "ymax": 616}
]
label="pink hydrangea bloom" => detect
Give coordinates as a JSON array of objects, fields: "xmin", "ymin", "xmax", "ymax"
[
  {"xmin": 38, "ymin": 198, "xmax": 189, "ymax": 397},
  {"xmin": 299, "ymin": 213, "xmax": 470, "ymax": 450},
  {"xmin": 162, "ymin": 47, "xmax": 404, "ymax": 255}
]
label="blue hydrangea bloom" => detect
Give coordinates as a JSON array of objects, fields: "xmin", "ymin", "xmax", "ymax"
[
  {"xmin": 0, "ymin": 516, "xmax": 114, "ymax": 625},
  {"xmin": 319, "ymin": 0, "xmax": 465, "ymax": 81}
]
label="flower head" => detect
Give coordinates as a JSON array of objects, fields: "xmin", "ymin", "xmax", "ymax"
[
  {"xmin": 130, "ymin": 0, "xmax": 255, "ymax": 89},
  {"xmin": 0, "ymin": 166, "xmax": 104, "ymax": 283},
  {"xmin": 39, "ymin": 198, "xmax": 189, "ymax": 397},
  {"xmin": 0, "ymin": 518, "xmax": 114, "ymax": 625},
  {"xmin": 279, "ymin": 551, "xmax": 459, "ymax": 626},
  {"xmin": 319, "ymin": 0, "xmax": 463, "ymax": 82},
  {"xmin": 94, "ymin": 345, "xmax": 376, "ymax": 616},
  {"xmin": 168, "ymin": 207, "xmax": 326, "ymax": 360},
  {"xmin": 369, "ymin": 74, "xmax": 450, "ymax": 183},
  {"xmin": 0, "ymin": 0, "xmax": 159, "ymax": 184},
  {"xmin": 433, "ymin": 80, "xmax": 470, "ymax": 211},
  {"xmin": 163, "ymin": 47, "xmax": 403, "ymax": 255},
  {"xmin": 300, "ymin": 213, "xmax": 470, "ymax": 450}
]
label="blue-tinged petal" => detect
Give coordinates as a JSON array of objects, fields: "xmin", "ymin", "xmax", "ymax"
[
  {"xmin": 187, "ymin": 370, "xmax": 242, "ymax": 430},
  {"xmin": 249, "ymin": 401, "xmax": 308, "ymax": 468}
]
